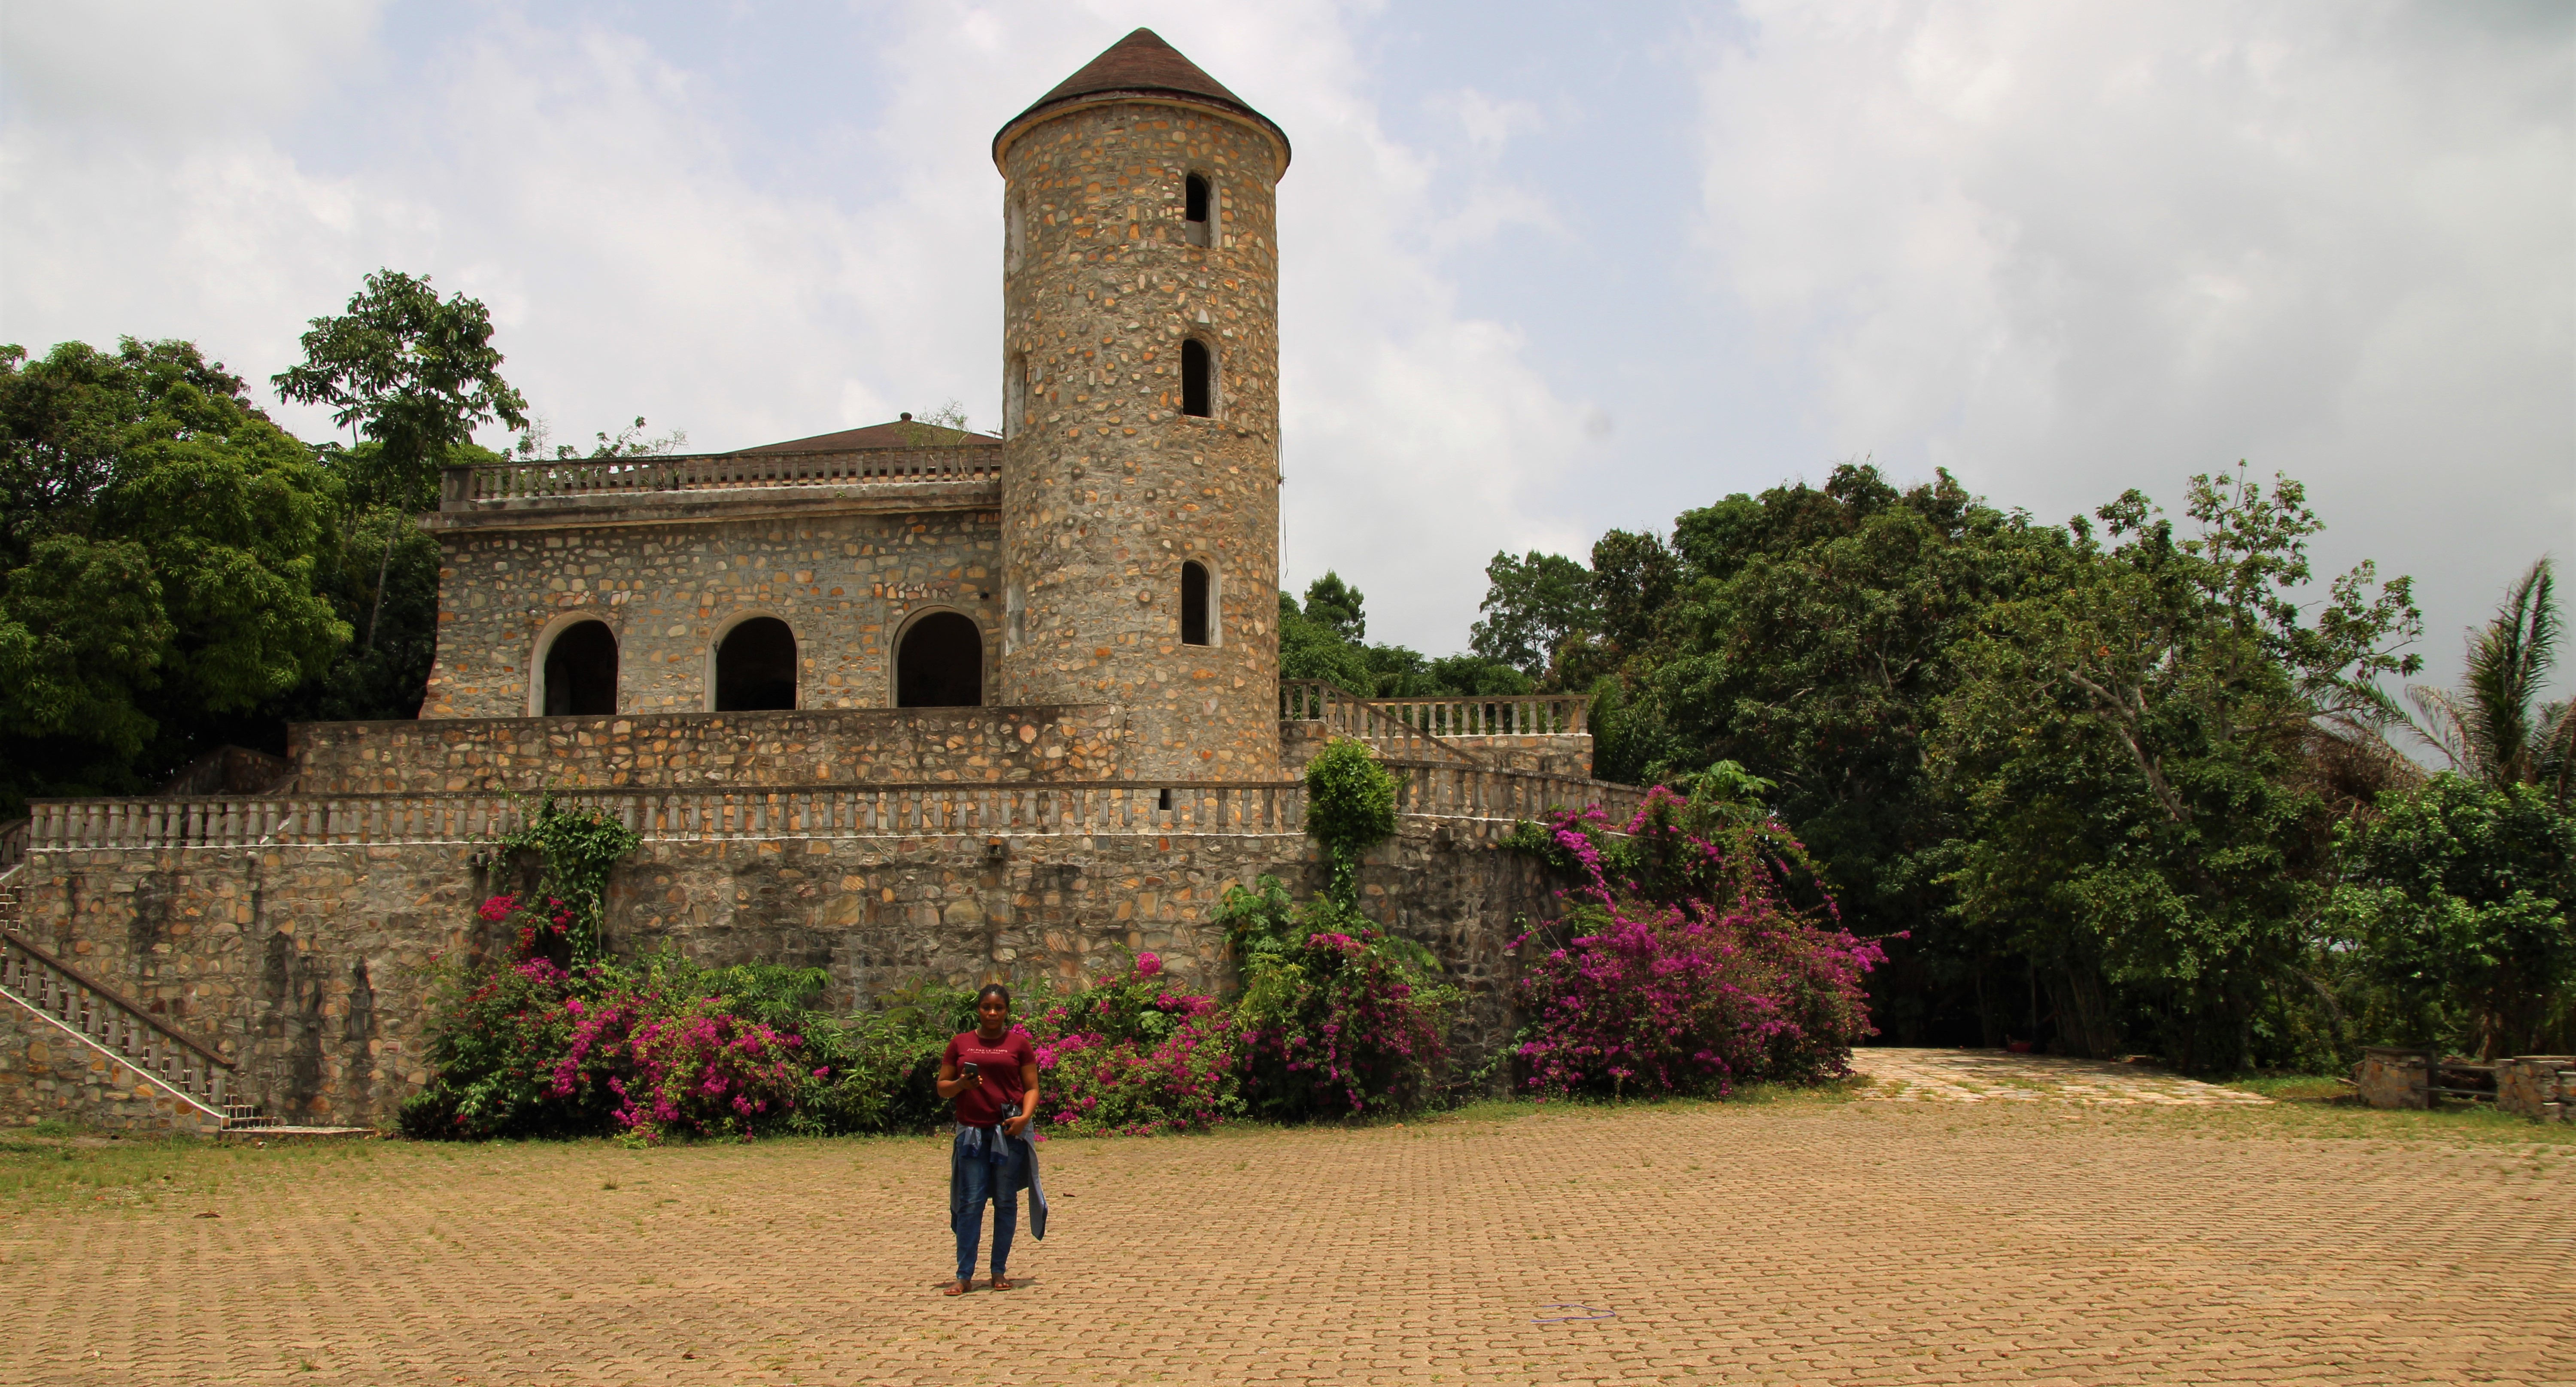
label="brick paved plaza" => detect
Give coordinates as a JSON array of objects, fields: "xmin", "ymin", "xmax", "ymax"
[{"xmin": 3, "ymin": 1052, "xmax": 2569, "ymax": 1386}]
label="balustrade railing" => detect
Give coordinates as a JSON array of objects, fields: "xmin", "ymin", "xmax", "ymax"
[
  {"xmin": 0, "ymin": 818, "xmax": 24, "ymax": 871},
  {"xmin": 0, "ymin": 930, "xmax": 239, "ymax": 1119},
  {"xmin": 447, "ymin": 444, "xmax": 1002, "ymax": 506},
  {"xmin": 1278, "ymin": 681, "xmax": 1489, "ymax": 769},
  {"xmin": 1369, "ymin": 694, "xmax": 1589, "ymax": 738},
  {"xmin": 1383, "ymin": 762, "xmax": 1647, "ymax": 827},
  {"xmin": 29, "ymin": 782, "xmax": 1310, "ymax": 850},
  {"xmin": 25, "ymin": 766, "xmax": 1643, "ymax": 854}
]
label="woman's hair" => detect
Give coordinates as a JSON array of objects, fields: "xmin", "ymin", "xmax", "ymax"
[{"xmin": 976, "ymin": 983, "xmax": 1012, "ymax": 1008}]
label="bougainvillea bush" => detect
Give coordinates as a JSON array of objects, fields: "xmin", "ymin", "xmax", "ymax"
[
  {"xmin": 1215, "ymin": 880, "xmax": 1457, "ymax": 1120},
  {"xmin": 1506, "ymin": 785, "xmax": 1886, "ymax": 1098},
  {"xmin": 545, "ymin": 961, "xmax": 808, "ymax": 1145},
  {"xmin": 401, "ymin": 904, "xmax": 818, "ymax": 1143},
  {"xmin": 1027, "ymin": 953, "xmax": 1246, "ymax": 1135}
]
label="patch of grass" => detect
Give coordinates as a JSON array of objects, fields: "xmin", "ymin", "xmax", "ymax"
[
  {"xmin": 2122, "ymin": 1076, "xmax": 2576, "ymax": 1148},
  {"xmin": 0, "ymin": 1135, "xmax": 383, "ymax": 1214}
]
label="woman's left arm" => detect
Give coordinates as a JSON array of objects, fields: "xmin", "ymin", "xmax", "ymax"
[{"xmin": 1007, "ymin": 1059, "xmax": 1039, "ymax": 1137}]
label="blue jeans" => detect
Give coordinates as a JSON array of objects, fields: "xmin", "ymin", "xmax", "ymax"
[{"xmin": 952, "ymin": 1130, "xmax": 1024, "ymax": 1281}]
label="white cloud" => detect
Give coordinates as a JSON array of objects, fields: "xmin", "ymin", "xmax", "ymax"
[
  {"xmin": 0, "ymin": 1, "xmax": 387, "ymax": 133},
  {"xmin": 0, "ymin": 0, "xmax": 1592, "ymax": 653},
  {"xmin": 1690, "ymin": 0, "xmax": 2575, "ymax": 679}
]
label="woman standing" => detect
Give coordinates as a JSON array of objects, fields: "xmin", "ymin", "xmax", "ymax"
[{"xmin": 936, "ymin": 983, "xmax": 1044, "ymax": 1294}]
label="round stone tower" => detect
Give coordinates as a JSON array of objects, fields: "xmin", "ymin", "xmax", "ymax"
[{"xmin": 992, "ymin": 28, "xmax": 1288, "ymax": 783}]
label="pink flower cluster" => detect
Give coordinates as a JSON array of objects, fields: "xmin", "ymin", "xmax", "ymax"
[
  {"xmin": 1511, "ymin": 795, "xmax": 1884, "ymax": 1097},
  {"xmin": 1022, "ymin": 958, "xmax": 1244, "ymax": 1135},
  {"xmin": 549, "ymin": 987, "xmax": 804, "ymax": 1144}
]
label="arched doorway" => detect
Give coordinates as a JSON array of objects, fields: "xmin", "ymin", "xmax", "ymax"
[
  {"xmin": 715, "ymin": 617, "xmax": 797, "ymax": 711},
  {"xmin": 896, "ymin": 612, "xmax": 984, "ymax": 707},
  {"xmin": 541, "ymin": 620, "xmax": 618, "ymax": 716}
]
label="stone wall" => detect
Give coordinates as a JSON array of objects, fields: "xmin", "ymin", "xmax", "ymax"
[
  {"xmin": 11, "ymin": 817, "xmax": 1561, "ymax": 1129},
  {"xmin": 421, "ymin": 504, "xmax": 1003, "ymax": 719},
  {"xmin": 0, "ymin": 1004, "xmax": 222, "ymax": 1135},
  {"xmin": 996, "ymin": 99, "xmax": 1284, "ymax": 780},
  {"xmin": 2498, "ymin": 1056, "xmax": 2573, "ymax": 1123},
  {"xmin": 1444, "ymin": 734, "xmax": 1593, "ymax": 779},
  {"xmin": 290, "ymin": 705, "xmax": 1132, "ymax": 794}
]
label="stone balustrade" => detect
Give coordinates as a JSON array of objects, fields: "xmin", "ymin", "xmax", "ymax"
[
  {"xmin": 25, "ymin": 763, "xmax": 1640, "ymax": 855},
  {"xmin": 443, "ymin": 443, "xmax": 1002, "ymax": 507},
  {"xmin": 1370, "ymin": 694, "xmax": 1589, "ymax": 737},
  {"xmin": 1278, "ymin": 681, "xmax": 1488, "ymax": 769}
]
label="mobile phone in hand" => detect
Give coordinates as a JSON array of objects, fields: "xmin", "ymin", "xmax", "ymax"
[{"xmin": 960, "ymin": 1061, "xmax": 982, "ymax": 1078}]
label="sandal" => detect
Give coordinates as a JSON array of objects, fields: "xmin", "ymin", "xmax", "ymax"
[
  {"xmin": 990, "ymin": 1275, "xmax": 1014, "ymax": 1291},
  {"xmin": 941, "ymin": 1278, "xmax": 972, "ymax": 1296}
]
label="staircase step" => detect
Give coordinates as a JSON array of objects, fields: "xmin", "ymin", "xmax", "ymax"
[{"xmin": 216, "ymin": 1126, "xmax": 372, "ymax": 1143}]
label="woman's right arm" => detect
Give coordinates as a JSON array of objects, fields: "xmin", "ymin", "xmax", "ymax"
[{"xmin": 935, "ymin": 1053, "xmax": 965, "ymax": 1100}]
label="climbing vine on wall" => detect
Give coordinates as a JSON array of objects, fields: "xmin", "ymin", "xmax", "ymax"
[
  {"xmin": 492, "ymin": 794, "xmax": 641, "ymax": 958},
  {"xmin": 1302, "ymin": 738, "xmax": 1397, "ymax": 906}
]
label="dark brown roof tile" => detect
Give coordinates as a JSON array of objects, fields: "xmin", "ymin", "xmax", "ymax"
[{"xmin": 995, "ymin": 27, "xmax": 1287, "ymax": 168}]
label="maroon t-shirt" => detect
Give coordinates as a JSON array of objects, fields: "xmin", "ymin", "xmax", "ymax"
[{"xmin": 945, "ymin": 1029, "xmax": 1035, "ymax": 1128}]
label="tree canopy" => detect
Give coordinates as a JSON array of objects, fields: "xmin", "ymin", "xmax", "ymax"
[{"xmin": 0, "ymin": 339, "xmax": 346, "ymax": 810}]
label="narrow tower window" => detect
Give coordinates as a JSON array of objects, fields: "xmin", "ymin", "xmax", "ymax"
[
  {"xmin": 1005, "ymin": 194, "xmax": 1027, "ymax": 271},
  {"xmin": 714, "ymin": 617, "xmax": 797, "ymax": 711},
  {"xmin": 541, "ymin": 620, "xmax": 618, "ymax": 716},
  {"xmin": 1005, "ymin": 354, "xmax": 1028, "ymax": 440},
  {"xmin": 1181, "ymin": 340, "xmax": 1212, "ymax": 418},
  {"xmin": 1184, "ymin": 173, "xmax": 1211, "ymax": 247},
  {"xmin": 896, "ymin": 612, "xmax": 984, "ymax": 708},
  {"xmin": 1180, "ymin": 562, "xmax": 1210, "ymax": 646}
]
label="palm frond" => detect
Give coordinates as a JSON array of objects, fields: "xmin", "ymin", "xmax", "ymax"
[{"xmin": 2404, "ymin": 683, "xmax": 2474, "ymax": 774}]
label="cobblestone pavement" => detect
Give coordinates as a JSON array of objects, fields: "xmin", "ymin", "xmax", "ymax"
[
  {"xmin": 1847, "ymin": 1047, "xmax": 2278, "ymax": 1105},
  {"xmin": 5, "ymin": 1057, "xmax": 2570, "ymax": 1386}
]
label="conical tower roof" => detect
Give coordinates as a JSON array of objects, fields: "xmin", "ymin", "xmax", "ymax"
[{"xmin": 994, "ymin": 28, "xmax": 1288, "ymax": 169}]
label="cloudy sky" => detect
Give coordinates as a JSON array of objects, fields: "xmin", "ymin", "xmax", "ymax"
[{"xmin": 3, "ymin": 0, "xmax": 2569, "ymax": 688}]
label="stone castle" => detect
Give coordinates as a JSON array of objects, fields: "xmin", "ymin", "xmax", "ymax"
[{"xmin": 0, "ymin": 30, "xmax": 1636, "ymax": 1133}]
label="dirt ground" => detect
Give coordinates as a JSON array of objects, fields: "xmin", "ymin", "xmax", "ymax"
[{"xmin": 1, "ymin": 1050, "xmax": 2567, "ymax": 1386}]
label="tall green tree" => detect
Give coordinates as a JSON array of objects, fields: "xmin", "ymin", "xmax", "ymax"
[
  {"xmin": 273, "ymin": 269, "xmax": 529, "ymax": 511},
  {"xmin": 0, "ymin": 340, "xmax": 346, "ymax": 813},
  {"xmin": 1469, "ymin": 549, "xmax": 1595, "ymax": 684},
  {"xmin": 1930, "ymin": 470, "xmax": 2420, "ymax": 1068},
  {"xmin": 1279, "ymin": 576, "xmax": 1531, "ymax": 699},
  {"xmin": 271, "ymin": 270, "xmax": 532, "ymax": 722}
]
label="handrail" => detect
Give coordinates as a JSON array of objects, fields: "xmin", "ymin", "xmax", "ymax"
[
  {"xmin": 1278, "ymin": 681, "xmax": 1489, "ymax": 769},
  {"xmin": 445, "ymin": 443, "xmax": 1003, "ymax": 506},
  {"xmin": 1366, "ymin": 694, "xmax": 1589, "ymax": 737},
  {"xmin": 0, "ymin": 930, "xmax": 234, "ymax": 1070}
]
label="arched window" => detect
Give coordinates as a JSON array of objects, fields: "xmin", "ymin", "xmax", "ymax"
[
  {"xmin": 1181, "ymin": 562, "xmax": 1211, "ymax": 646},
  {"xmin": 1184, "ymin": 173, "xmax": 1212, "ymax": 248},
  {"xmin": 715, "ymin": 617, "xmax": 797, "ymax": 711},
  {"xmin": 541, "ymin": 620, "xmax": 618, "ymax": 716},
  {"xmin": 1181, "ymin": 340, "xmax": 1212, "ymax": 418},
  {"xmin": 896, "ymin": 612, "xmax": 984, "ymax": 708}
]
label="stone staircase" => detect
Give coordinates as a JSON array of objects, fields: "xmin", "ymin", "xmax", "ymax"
[
  {"xmin": 1279, "ymin": 681, "xmax": 1492, "ymax": 769},
  {"xmin": 0, "ymin": 870, "xmax": 279, "ymax": 1133}
]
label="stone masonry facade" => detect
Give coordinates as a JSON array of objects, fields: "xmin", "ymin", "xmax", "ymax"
[
  {"xmin": 2, "ymin": 32, "xmax": 1625, "ymax": 1134},
  {"xmin": 421, "ymin": 501, "xmax": 1002, "ymax": 719},
  {"xmin": 11, "ymin": 821, "xmax": 1556, "ymax": 1129},
  {"xmin": 292, "ymin": 705, "xmax": 1128, "ymax": 795},
  {"xmin": 994, "ymin": 98, "xmax": 1285, "ymax": 781}
]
